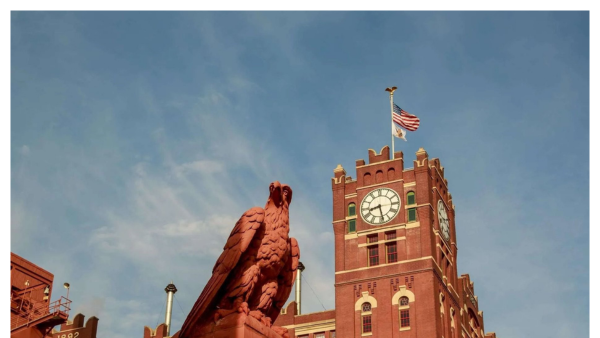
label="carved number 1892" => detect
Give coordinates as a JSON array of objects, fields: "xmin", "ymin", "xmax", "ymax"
[{"xmin": 58, "ymin": 332, "xmax": 79, "ymax": 338}]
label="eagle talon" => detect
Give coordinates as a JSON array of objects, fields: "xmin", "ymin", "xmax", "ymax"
[
  {"xmin": 215, "ymin": 297, "xmax": 246, "ymax": 322},
  {"xmin": 248, "ymin": 310, "xmax": 264, "ymax": 320},
  {"xmin": 261, "ymin": 316, "xmax": 272, "ymax": 327},
  {"xmin": 238, "ymin": 301, "xmax": 249, "ymax": 315},
  {"xmin": 272, "ymin": 326, "xmax": 289, "ymax": 338}
]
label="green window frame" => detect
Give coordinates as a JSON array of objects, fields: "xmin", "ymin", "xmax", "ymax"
[
  {"xmin": 348, "ymin": 203, "xmax": 356, "ymax": 216},
  {"xmin": 407, "ymin": 191, "xmax": 415, "ymax": 205},
  {"xmin": 408, "ymin": 208, "xmax": 417, "ymax": 222},
  {"xmin": 348, "ymin": 219, "xmax": 356, "ymax": 233}
]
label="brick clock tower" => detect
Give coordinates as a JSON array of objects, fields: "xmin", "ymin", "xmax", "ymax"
[{"xmin": 331, "ymin": 145, "xmax": 490, "ymax": 338}]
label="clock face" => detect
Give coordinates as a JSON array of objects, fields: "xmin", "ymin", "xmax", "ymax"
[
  {"xmin": 360, "ymin": 188, "xmax": 401, "ymax": 225},
  {"xmin": 437, "ymin": 200, "xmax": 450, "ymax": 241}
]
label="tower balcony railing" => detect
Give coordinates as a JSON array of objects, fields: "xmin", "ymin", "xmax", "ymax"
[{"xmin": 10, "ymin": 296, "xmax": 71, "ymax": 332}]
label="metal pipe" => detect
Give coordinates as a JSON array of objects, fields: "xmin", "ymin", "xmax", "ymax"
[
  {"xmin": 295, "ymin": 262, "xmax": 305, "ymax": 315},
  {"xmin": 164, "ymin": 282, "xmax": 177, "ymax": 336}
]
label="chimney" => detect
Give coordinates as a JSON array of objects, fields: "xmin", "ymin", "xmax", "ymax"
[
  {"xmin": 295, "ymin": 262, "xmax": 305, "ymax": 314},
  {"xmin": 164, "ymin": 282, "xmax": 177, "ymax": 336}
]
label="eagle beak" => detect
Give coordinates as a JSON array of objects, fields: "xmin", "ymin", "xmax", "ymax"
[{"xmin": 270, "ymin": 181, "xmax": 283, "ymax": 206}]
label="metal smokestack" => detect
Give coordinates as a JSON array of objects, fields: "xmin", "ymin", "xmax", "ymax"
[
  {"xmin": 295, "ymin": 262, "xmax": 305, "ymax": 315},
  {"xmin": 164, "ymin": 282, "xmax": 177, "ymax": 336}
]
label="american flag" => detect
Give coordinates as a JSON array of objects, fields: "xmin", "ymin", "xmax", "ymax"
[{"xmin": 392, "ymin": 103, "xmax": 420, "ymax": 131}]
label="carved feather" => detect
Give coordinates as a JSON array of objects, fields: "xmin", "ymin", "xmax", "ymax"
[
  {"xmin": 266, "ymin": 237, "xmax": 300, "ymax": 321},
  {"xmin": 179, "ymin": 207, "xmax": 265, "ymax": 337}
]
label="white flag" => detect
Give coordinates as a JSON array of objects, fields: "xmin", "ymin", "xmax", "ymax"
[{"xmin": 392, "ymin": 124, "xmax": 407, "ymax": 141}]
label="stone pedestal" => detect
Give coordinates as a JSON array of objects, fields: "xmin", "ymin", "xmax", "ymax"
[{"xmin": 191, "ymin": 313, "xmax": 283, "ymax": 338}]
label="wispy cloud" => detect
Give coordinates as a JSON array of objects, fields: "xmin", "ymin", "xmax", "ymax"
[{"xmin": 11, "ymin": 11, "xmax": 588, "ymax": 338}]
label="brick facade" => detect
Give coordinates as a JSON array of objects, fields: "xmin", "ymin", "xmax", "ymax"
[
  {"xmin": 10, "ymin": 253, "xmax": 99, "ymax": 338},
  {"xmin": 275, "ymin": 146, "xmax": 497, "ymax": 338}
]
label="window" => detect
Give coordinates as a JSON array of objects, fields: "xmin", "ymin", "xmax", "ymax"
[
  {"xmin": 407, "ymin": 191, "xmax": 415, "ymax": 205},
  {"xmin": 330, "ymin": 331, "xmax": 336, "ymax": 338},
  {"xmin": 362, "ymin": 314, "xmax": 372, "ymax": 333},
  {"xmin": 348, "ymin": 203, "xmax": 356, "ymax": 216},
  {"xmin": 348, "ymin": 219, "xmax": 356, "ymax": 233},
  {"xmin": 398, "ymin": 295, "xmax": 411, "ymax": 330},
  {"xmin": 385, "ymin": 231, "xmax": 396, "ymax": 240},
  {"xmin": 408, "ymin": 208, "xmax": 417, "ymax": 222},
  {"xmin": 314, "ymin": 333, "xmax": 325, "ymax": 338},
  {"xmin": 367, "ymin": 234, "xmax": 378, "ymax": 243},
  {"xmin": 368, "ymin": 246, "xmax": 379, "ymax": 266},
  {"xmin": 386, "ymin": 242, "xmax": 398, "ymax": 263},
  {"xmin": 361, "ymin": 302, "xmax": 373, "ymax": 334},
  {"xmin": 400, "ymin": 309, "xmax": 410, "ymax": 327}
]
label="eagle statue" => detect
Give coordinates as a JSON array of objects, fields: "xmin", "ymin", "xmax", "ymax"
[{"xmin": 179, "ymin": 181, "xmax": 300, "ymax": 338}]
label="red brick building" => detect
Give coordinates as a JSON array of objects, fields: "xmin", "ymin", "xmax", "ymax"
[
  {"xmin": 10, "ymin": 252, "xmax": 99, "ymax": 338},
  {"xmin": 275, "ymin": 146, "xmax": 497, "ymax": 338}
]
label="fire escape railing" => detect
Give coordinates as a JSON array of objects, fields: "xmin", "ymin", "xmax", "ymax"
[{"xmin": 10, "ymin": 295, "xmax": 71, "ymax": 332}]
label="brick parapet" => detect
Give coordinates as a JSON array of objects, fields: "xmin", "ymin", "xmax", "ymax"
[
  {"xmin": 52, "ymin": 314, "xmax": 99, "ymax": 338},
  {"xmin": 324, "ymin": 146, "xmax": 496, "ymax": 337}
]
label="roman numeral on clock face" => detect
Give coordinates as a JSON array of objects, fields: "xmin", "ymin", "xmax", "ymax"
[{"xmin": 360, "ymin": 188, "xmax": 401, "ymax": 226}]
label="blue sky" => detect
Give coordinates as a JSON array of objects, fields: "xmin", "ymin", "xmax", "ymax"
[{"xmin": 11, "ymin": 11, "xmax": 589, "ymax": 338}]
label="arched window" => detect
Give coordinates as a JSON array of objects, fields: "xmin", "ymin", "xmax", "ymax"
[
  {"xmin": 392, "ymin": 288, "xmax": 414, "ymax": 331},
  {"xmin": 348, "ymin": 203, "xmax": 356, "ymax": 216},
  {"xmin": 362, "ymin": 302, "xmax": 372, "ymax": 333},
  {"xmin": 375, "ymin": 170, "xmax": 384, "ymax": 183},
  {"xmin": 407, "ymin": 191, "xmax": 415, "ymax": 205},
  {"xmin": 399, "ymin": 296, "xmax": 410, "ymax": 329},
  {"xmin": 387, "ymin": 168, "xmax": 395, "ymax": 180}
]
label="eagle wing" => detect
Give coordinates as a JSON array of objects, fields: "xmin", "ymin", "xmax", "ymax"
[
  {"xmin": 179, "ymin": 207, "xmax": 265, "ymax": 338},
  {"xmin": 266, "ymin": 237, "xmax": 300, "ymax": 322}
]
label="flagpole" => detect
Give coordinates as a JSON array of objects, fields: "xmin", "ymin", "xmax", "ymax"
[{"xmin": 386, "ymin": 86, "xmax": 397, "ymax": 159}]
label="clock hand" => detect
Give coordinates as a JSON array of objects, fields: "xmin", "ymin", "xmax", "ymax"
[
  {"xmin": 377, "ymin": 205, "xmax": 383, "ymax": 217},
  {"xmin": 369, "ymin": 204, "xmax": 382, "ymax": 211}
]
